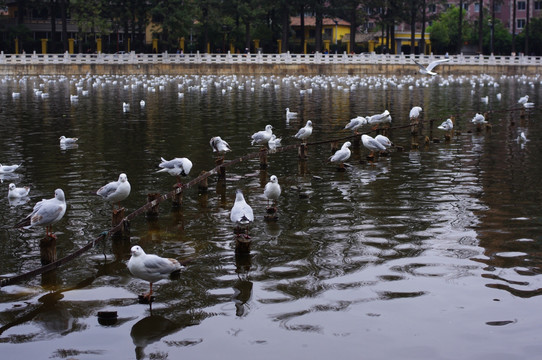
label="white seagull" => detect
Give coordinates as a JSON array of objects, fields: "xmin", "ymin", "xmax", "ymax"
[
  {"xmin": 517, "ymin": 131, "xmax": 528, "ymax": 143},
  {"xmin": 96, "ymin": 173, "xmax": 131, "ymax": 209},
  {"xmin": 8, "ymin": 183, "xmax": 30, "ymax": 199},
  {"xmin": 375, "ymin": 134, "xmax": 393, "ymax": 149},
  {"xmin": 362, "ymin": 134, "xmax": 387, "ymax": 157},
  {"xmin": 329, "ymin": 141, "xmax": 352, "ymax": 167},
  {"xmin": 294, "ymin": 120, "xmax": 313, "ymax": 143},
  {"xmin": 230, "ymin": 189, "xmax": 254, "ymax": 234},
  {"xmin": 367, "ymin": 110, "xmax": 391, "ymax": 129},
  {"xmin": 127, "ymin": 245, "xmax": 183, "ymax": 300},
  {"xmin": 251, "ymin": 125, "xmax": 273, "ymax": 146},
  {"xmin": 409, "ymin": 106, "xmax": 423, "ymax": 120},
  {"xmin": 413, "ymin": 58, "xmax": 450, "ymax": 76},
  {"xmin": 268, "ymin": 134, "xmax": 282, "ymax": 151},
  {"xmin": 0, "ymin": 163, "xmax": 22, "ymax": 173},
  {"xmin": 518, "ymin": 95, "xmax": 529, "ymax": 105},
  {"xmin": 264, "ymin": 175, "xmax": 281, "ymax": 207},
  {"xmin": 471, "ymin": 113, "xmax": 487, "ymax": 125},
  {"xmin": 157, "ymin": 157, "xmax": 193, "ymax": 186},
  {"xmin": 438, "ymin": 118, "xmax": 454, "ymax": 132},
  {"xmin": 344, "ymin": 116, "xmax": 367, "ymax": 134},
  {"xmin": 285, "ymin": 107, "xmax": 298, "ymax": 119},
  {"xmin": 15, "ymin": 188, "xmax": 66, "ymax": 237},
  {"xmin": 209, "ymin": 136, "xmax": 231, "ymax": 155},
  {"xmin": 59, "ymin": 136, "xmax": 78, "ymax": 146}
]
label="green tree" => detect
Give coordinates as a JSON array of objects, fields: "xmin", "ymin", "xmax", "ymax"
[
  {"xmin": 427, "ymin": 5, "xmax": 471, "ymax": 54},
  {"xmin": 71, "ymin": 0, "xmax": 111, "ymax": 53}
]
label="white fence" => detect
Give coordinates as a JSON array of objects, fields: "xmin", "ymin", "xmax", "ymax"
[{"xmin": 0, "ymin": 51, "xmax": 541, "ymax": 66}]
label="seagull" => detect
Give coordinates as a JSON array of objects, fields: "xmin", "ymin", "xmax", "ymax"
[
  {"xmin": 344, "ymin": 116, "xmax": 367, "ymax": 134},
  {"xmin": 251, "ymin": 125, "xmax": 273, "ymax": 146},
  {"xmin": 15, "ymin": 188, "xmax": 66, "ymax": 237},
  {"xmin": 157, "ymin": 157, "xmax": 193, "ymax": 186},
  {"xmin": 471, "ymin": 113, "xmax": 487, "ymax": 125},
  {"xmin": 375, "ymin": 134, "xmax": 392, "ymax": 149},
  {"xmin": 409, "ymin": 106, "xmax": 423, "ymax": 120},
  {"xmin": 140, "ymin": 100, "xmax": 146, "ymax": 108},
  {"xmin": 8, "ymin": 183, "xmax": 30, "ymax": 199},
  {"xmin": 230, "ymin": 189, "xmax": 254, "ymax": 236},
  {"xmin": 517, "ymin": 131, "xmax": 528, "ymax": 143},
  {"xmin": 367, "ymin": 110, "xmax": 391, "ymax": 129},
  {"xmin": 294, "ymin": 120, "xmax": 313, "ymax": 143},
  {"xmin": 0, "ymin": 163, "xmax": 22, "ymax": 173},
  {"xmin": 127, "ymin": 245, "xmax": 183, "ymax": 300},
  {"xmin": 523, "ymin": 102, "xmax": 535, "ymax": 109},
  {"xmin": 285, "ymin": 107, "xmax": 298, "ymax": 119},
  {"xmin": 518, "ymin": 95, "xmax": 529, "ymax": 105},
  {"xmin": 264, "ymin": 175, "xmax": 281, "ymax": 207},
  {"xmin": 438, "ymin": 118, "xmax": 454, "ymax": 132},
  {"xmin": 59, "ymin": 136, "xmax": 78, "ymax": 146},
  {"xmin": 413, "ymin": 58, "xmax": 450, "ymax": 76},
  {"xmin": 329, "ymin": 141, "xmax": 352, "ymax": 168},
  {"xmin": 209, "ymin": 136, "xmax": 231, "ymax": 155},
  {"xmin": 123, "ymin": 102, "xmax": 130, "ymax": 112},
  {"xmin": 268, "ymin": 134, "xmax": 282, "ymax": 151},
  {"xmin": 96, "ymin": 173, "xmax": 131, "ymax": 210},
  {"xmin": 361, "ymin": 134, "xmax": 386, "ymax": 157}
]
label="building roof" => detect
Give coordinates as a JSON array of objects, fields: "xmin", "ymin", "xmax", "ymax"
[{"xmin": 290, "ymin": 16, "xmax": 350, "ymax": 27}]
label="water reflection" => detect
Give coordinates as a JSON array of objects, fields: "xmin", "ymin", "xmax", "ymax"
[{"xmin": 0, "ymin": 73, "xmax": 542, "ymax": 359}]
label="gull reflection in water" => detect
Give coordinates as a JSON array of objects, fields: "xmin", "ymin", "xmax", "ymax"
[{"xmin": 130, "ymin": 315, "xmax": 180, "ymax": 360}]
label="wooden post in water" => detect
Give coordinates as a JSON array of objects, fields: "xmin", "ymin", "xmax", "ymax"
[
  {"xmin": 112, "ymin": 207, "xmax": 129, "ymax": 238},
  {"xmin": 198, "ymin": 171, "xmax": 208, "ymax": 193},
  {"xmin": 216, "ymin": 157, "xmax": 226, "ymax": 179},
  {"xmin": 330, "ymin": 141, "xmax": 339, "ymax": 153},
  {"xmin": 259, "ymin": 148, "xmax": 268, "ymax": 169},
  {"xmin": 173, "ymin": 185, "xmax": 183, "ymax": 207},
  {"xmin": 40, "ymin": 234, "xmax": 57, "ymax": 265},
  {"xmin": 298, "ymin": 144, "xmax": 308, "ymax": 160},
  {"xmin": 235, "ymin": 234, "xmax": 252, "ymax": 254},
  {"xmin": 146, "ymin": 193, "xmax": 160, "ymax": 218}
]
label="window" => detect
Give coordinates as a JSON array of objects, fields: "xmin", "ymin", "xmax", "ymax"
[
  {"xmin": 463, "ymin": 3, "xmax": 469, "ymax": 10},
  {"xmin": 518, "ymin": 1, "xmax": 526, "ymax": 10},
  {"xmin": 517, "ymin": 19, "xmax": 526, "ymax": 28},
  {"xmin": 428, "ymin": 4, "xmax": 436, "ymax": 12},
  {"xmin": 535, "ymin": 1, "xmax": 542, "ymax": 10},
  {"xmin": 495, "ymin": 4, "xmax": 502, "ymax": 12},
  {"xmin": 475, "ymin": 3, "xmax": 480, "ymax": 12}
]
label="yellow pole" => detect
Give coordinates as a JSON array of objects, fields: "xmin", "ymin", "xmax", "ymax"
[
  {"xmin": 368, "ymin": 40, "xmax": 376, "ymax": 53},
  {"xmin": 68, "ymin": 38, "xmax": 74, "ymax": 54},
  {"xmin": 41, "ymin": 39, "xmax": 47, "ymax": 54},
  {"xmin": 180, "ymin": 37, "xmax": 185, "ymax": 51},
  {"xmin": 277, "ymin": 39, "xmax": 282, "ymax": 53},
  {"xmin": 253, "ymin": 39, "xmax": 260, "ymax": 51},
  {"xmin": 323, "ymin": 40, "xmax": 330, "ymax": 52},
  {"xmin": 206, "ymin": 42, "xmax": 210, "ymax": 53},
  {"xmin": 346, "ymin": 41, "xmax": 350, "ymax": 54},
  {"xmin": 229, "ymin": 41, "xmax": 234, "ymax": 53},
  {"xmin": 15, "ymin": 38, "xmax": 19, "ymax": 54},
  {"xmin": 152, "ymin": 39, "xmax": 158, "ymax": 53},
  {"xmin": 96, "ymin": 38, "xmax": 102, "ymax": 53}
]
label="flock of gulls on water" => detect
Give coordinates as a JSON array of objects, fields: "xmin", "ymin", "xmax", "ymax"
[{"xmin": 1, "ymin": 63, "xmax": 537, "ymax": 299}]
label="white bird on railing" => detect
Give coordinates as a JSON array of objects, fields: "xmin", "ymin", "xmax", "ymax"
[
  {"xmin": 438, "ymin": 118, "xmax": 454, "ymax": 132},
  {"xmin": 409, "ymin": 106, "xmax": 422, "ymax": 120},
  {"xmin": 157, "ymin": 157, "xmax": 193, "ymax": 186},
  {"xmin": 268, "ymin": 134, "xmax": 282, "ymax": 151},
  {"xmin": 230, "ymin": 189, "xmax": 254, "ymax": 236},
  {"xmin": 329, "ymin": 141, "xmax": 352, "ymax": 167},
  {"xmin": 251, "ymin": 124, "xmax": 273, "ymax": 146},
  {"xmin": 294, "ymin": 120, "xmax": 313, "ymax": 143},
  {"xmin": 344, "ymin": 116, "xmax": 367, "ymax": 134},
  {"xmin": 413, "ymin": 58, "xmax": 450, "ymax": 76},
  {"xmin": 362, "ymin": 134, "xmax": 386, "ymax": 157},
  {"xmin": 375, "ymin": 134, "xmax": 392, "ymax": 149},
  {"xmin": 15, "ymin": 188, "xmax": 66, "ymax": 238},
  {"xmin": 96, "ymin": 173, "xmax": 131, "ymax": 210},
  {"xmin": 518, "ymin": 95, "xmax": 529, "ymax": 105},
  {"xmin": 471, "ymin": 113, "xmax": 487, "ymax": 125},
  {"xmin": 264, "ymin": 175, "xmax": 281, "ymax": 207}
]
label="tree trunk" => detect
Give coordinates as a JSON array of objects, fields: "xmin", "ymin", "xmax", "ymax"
[
  {"xmin": 410, "ymin": 0, "xmax": 416, "ymax": 54},
  {"xmin": 300, "ymin": 6, "xmax": 305, "ymax": 53},
  {"xmin": 525, "ymin": 0, "xmax": 530, "ymax": 54},
  {"xmin": 512, "ymin": 0, "xmax": 516, "ymax": 53},
  {"xmin": 281, "ymin": 3, "xmax": 290, "ymax": 53},
  {"xmin": 421, "ymin": 0, "xmax": 426, "ymax": 54},
  {"xmin": 60, "ymin": 0, "xmax": 68, "ymax": 52},
  {"xmin": 245, "ymin": 21, "xmax": 251, "ymax": 51},
  {"xmin": 349, "ymin": 7, "xmax": 356, "ymax": 53},
  {"xmin": 478, "ymin": 0, "xmax": 483, "ymax": 54},
  {"xmin": 315, "ymin": 8, "xmax": 322, "ymax": 52},
  {"xmin": 458, "ymin": 0, "xmax": 463, "ymax": 53}
]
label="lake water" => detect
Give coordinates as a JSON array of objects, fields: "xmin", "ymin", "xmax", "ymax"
[{"xmin": 0, "ymin": 72, "xmax": 541, "ymax": 360}]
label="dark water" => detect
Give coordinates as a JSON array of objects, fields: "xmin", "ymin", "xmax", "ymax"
[{"xmin": 0, "ymin": 73, "xmax": 542, "ymax": 359}]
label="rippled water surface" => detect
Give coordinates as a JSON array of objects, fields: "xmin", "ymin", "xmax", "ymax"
[{"xmin": 1, "ymin": 72, "xmax": 542, "ymax": 360}]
